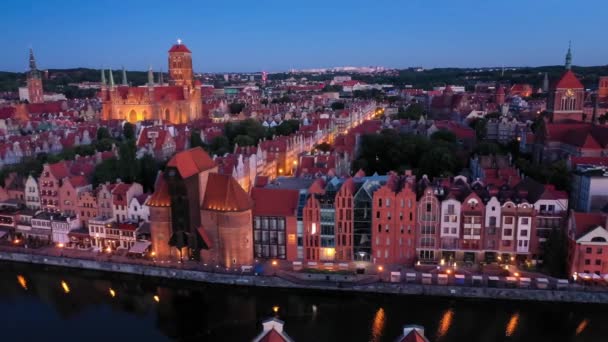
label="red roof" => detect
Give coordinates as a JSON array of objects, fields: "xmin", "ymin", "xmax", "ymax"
[
  {"xmin": 397, "ymin": 329, "xmax": 428, "ymax": 342},
  {"xmin": 259, "ymin": 329, "xmax": 290, "ymax": 342},
  {"xmin": 68, "ymin": 175, "xmax": 89, "ymax": 188},
  {"xmin": 166, "ymin": 147, "xmax": 216, "ymax": 179},
  {"xmin": 168, "ymin": 43, "xmax": 191, "ymax": 53},
  {"xmin": 251, "ymin": 188, "xmax": 299, "ymax": 217},
  {"xmin": 570, "ymin": 156, "xmax": 608, "ymax": 168},
  {"xmin": 572, "ymin": 212, "xmax": 605, "ymax": 239},
  {"xmin": 48, "ymin": 161, "xmax": 70, "ymax": 180},
  {"xmin": 202, "ymin": 173, "xmax": 252, "ymax": 212},
  {"xmin": 555, "ymin": 70, "xmax": 584, "ymax": 89}
]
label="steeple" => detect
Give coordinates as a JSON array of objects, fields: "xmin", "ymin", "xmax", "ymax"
[
  {"xmin": 158, "ymin": 69, "xmax": 164, "ymax": 85},
  {"xmin": 101, "ymin": 69, "xmax": 106, "ymax": 86},
  {"xmin": 29, "ymin": 48, "xmax": 37, "ymax": 70},
  {"xmin": 542, "ymin": 72, "xmax": 549, "ymax": 92},
  {"xmin": 108, "ymin": 68, "xmax": 115, "ymax": 87},
  {"xmin": 565, "ymin": 41, "xmax": 572, "ymax": 70},
  {"xmin": 121, "ymin": 66, "xmax": 128, "ymax": 86},
  {"xmin": 148, "ymin": 66, "xmax": 154, "ymax": 86}
]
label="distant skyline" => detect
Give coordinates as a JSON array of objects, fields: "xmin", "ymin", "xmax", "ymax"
[{"xmin": 1, "ymin": 0, "xmax": 607, "ymax": 73}]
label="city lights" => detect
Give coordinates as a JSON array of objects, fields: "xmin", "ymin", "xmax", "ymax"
[
  {"xmin": 61, "ymin": 281, "xmax": 70, "ymax": 294},
  {"xmin": 17, "ymin": 275, "xmax": 27, "ymax": 290}
]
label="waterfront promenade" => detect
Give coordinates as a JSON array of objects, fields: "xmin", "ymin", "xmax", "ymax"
[{"xmin": 1, "ymin": 245, "xmax": 608, "ymax": 304}]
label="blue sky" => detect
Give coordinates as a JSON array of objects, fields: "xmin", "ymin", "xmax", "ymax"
[{"xmin": 0, "ymin": 0, "xmax": 606, "ymax": 72}]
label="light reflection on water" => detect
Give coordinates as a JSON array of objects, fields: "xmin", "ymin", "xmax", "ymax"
[{"xmin": 0, "ymin": 262, "xmax": 606, "ymax": 342}]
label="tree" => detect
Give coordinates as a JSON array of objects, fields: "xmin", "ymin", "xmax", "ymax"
[
  {"xmin": 123, "ymin": 122, "xmax": 135, "ymax": 140},
  {"xmin": 331, "ymin": 101, "xmax": 345, "ymax": 111},
  {"xmin": 430, "ymin": 130, "xmax": 457, "ymax": 144},
  {"xmin": 471, "ymin": 118, "xmax": 487, "ymax": 141},
  {"xmin": 136, "ymin": 154, "xmax": 159, "ymax": 193},
  {"xmin": 209, "ymin": 136, "xmax": 230, "ymax": 156},
  {"xmin": 275, "ymin": 120, "xmax": 300, "ymax": 136},
  {"xmin": 117, "ymin": 140, "xmax": 137, "ymax": 183},
  {"xmin": 229, "ymin": 102, "xmax": 245, "ymax": 115},
  {"xmin": 234, "ymin": 135, "xmax": 255, "ymax": 147},
  {"xmin": 396, "ymin": 103, "xmax": 424, "ymax": 120},
  {"xmin": 92, "ymin": 158, "xmax": 119, "ymax": 187},
  {"xmin": 189, "ymin": 129, "xmax": 205, "ymax": 149},
  {"xmin": 96, "ymin": 126, "xmax": 111, "ymax": 141},
  {"xmin": 541, "ymin": 227, "xmax": 568, "ymax": 278}
]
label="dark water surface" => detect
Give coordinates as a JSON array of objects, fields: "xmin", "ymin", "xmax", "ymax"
[{"xmin": 0, "ymin": 262, "xmax": 606, "ymax": 342}]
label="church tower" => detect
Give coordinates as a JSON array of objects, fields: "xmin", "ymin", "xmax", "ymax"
[
  {"xmin": 547, "ymin": 43, "xmax": 585, "ymax": 122},
  {"xmin": 26, "ymin": 48, "xmax": 44, "ymax": 103},
  {"xmin": 168, "ymin": 39, "xmax": 193, "ymax": 87}
]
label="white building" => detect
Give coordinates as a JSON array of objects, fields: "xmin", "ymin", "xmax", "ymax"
[
  {"xmin": 50, "ymin": 214, "xmax": 79, "ymax": 244},
  {"xmin": 128, "ymin": 194, "xmax": 150, "ymax": 222},
  {"xmin": 25, "ymin": 175, "xmax": 40, "ymax": 210}
]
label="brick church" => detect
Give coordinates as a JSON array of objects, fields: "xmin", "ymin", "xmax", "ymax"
[
  {"xmin": 99, "ymin": 40, "xmax": 202, "ymax": 124},
  {"xmin": 547, "ymin": 44, "xmax": 586, "ymax": 122}
]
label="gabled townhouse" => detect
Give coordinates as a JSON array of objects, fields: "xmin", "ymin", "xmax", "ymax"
[
  {"xmin": 112, "ymin": 182, "xmax": 143, "ymax": 223},
  {"xmin": 372, "ymin": 173, "xmax": 417, "ymax": 265},
  {"xmin": 96, "ymin": 183, "xmax": 116, "ymax": 219},
  {"xmin": 39, "ymin": 161, "xmax": 70, "ymax": 212},
  {"xmin": 24, "ymin": 175, "xmax": 40, "ymax": 210},
  {"xmin": 128, "ymin": 193, "xmax": 150, "ymax": 223},
  {"xmin": 77, "ymin": 190, "xmax": 98, "ymax": 227},
  {"xmin": 58, "ymin": 175, "xmax": 92, "ymax": 217},
  {"xmin": 567, "ymin": 211, "xmax": 608, "ymax": 277}
]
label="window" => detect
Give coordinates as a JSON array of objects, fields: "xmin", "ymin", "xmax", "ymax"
[
  {"xmin": 520, "ymin": 230, "xmax": 528, "ymax": 237},
  {"xmin": 521, "ymin": 218, "xmax": 529, "ymax": 225},
  {"xmin": 504, "ymin": 217, "xmax": 514, "ymax": 225},
  {"xmin": 595, "ymin": 259, "xmax": 602, "ymax": 266},
  {"xmin": 426, "ymin": 203, "xmax": 432, "ymax": 212},
  {"xmin": 504, "ymin": 228, "xmax": 513, "ymax": 236},
  {"xmin": 584, "ymin": 259, "xmax": 590, "ymax": 265},
  {"xmin": 586, "ymin": 247, "xmax": 592, "ymax": 253},
  {"xmin": 489, "ymin": 216, "xmax": 497, "ymax": 227},
  {"xmin": 598, "ymin": 248, "xmax": 603, "ymax": 254}
]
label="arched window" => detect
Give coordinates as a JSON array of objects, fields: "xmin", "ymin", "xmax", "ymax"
[
  {"xmin": 142, "ymin": 110, "xmax": 148, "ymax": 120},
  {"xmin": 591, "ymin": 236, "xmax": 606, "ymax": 243},
  {"xmin": 129, "ymin": 110, "xmax": 137, "ymax": 123},
  {"xmin": 164, "ymin": 109, "xmax": 170, "ymax": 122}
]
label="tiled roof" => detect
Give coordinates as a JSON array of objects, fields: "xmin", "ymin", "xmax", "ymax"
[
  {"xmin": 251, "ymin": 188, "xmax": 299, "ymax": 217},
  {"xmin": 48, "ymin": 161, "xmax": 70, "ymax": 180},
  {"xmin": 554, "ymin": 70, "xmax": 584, "ymax": 89},
  {"xmin": 168, "ymin": 43, "xmax": 191, "ymax": 53},
  {"xmin": 166, "ymin": 147, "xmax": 216, "ymax": 179},
  {"xmin": 202, "ymin": 173, "xmax": 252, "ymax": 212},
  {"xmin": 572, "ymin": 212, "xmax": 605, "ymax": 239}
]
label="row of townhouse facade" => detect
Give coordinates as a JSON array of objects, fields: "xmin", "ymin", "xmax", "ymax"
[{"xmin": 252, "ymin": 172, "xmax": 568, "ymax": 267}]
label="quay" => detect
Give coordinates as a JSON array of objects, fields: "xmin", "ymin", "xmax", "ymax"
[{"xmin": 1, "ymin": 249, "xmax": 607, "ymax": 304}]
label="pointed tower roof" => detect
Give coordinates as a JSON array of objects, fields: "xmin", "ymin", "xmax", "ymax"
[
  {"xmin": 121, "ymin": 66, "xmax": 128, "ymax": 86},
  {"xmin": 29, "ymin": 48, "xmax": 37, "ymax": 70},
  {"xmin": 169, "ymin": 38, "xmax": 191, "ymax": 53},
  {"xmin": 555, "ymin": 70, "xmax": 583, "ymax": 89},
  {"xmin": 148, "ymin": 66, "xmax": 154, "ymax": 86},
  {"xmin": 565, "ymin": 41, "xmax": 572, "ymax": 70},
  {"xmin": 108, "ymin": 68, "xmax": 115, "ymax": 87},
  {"xmin": 100, "ymin": 69, "xmax": 106, "ymax": 86}
]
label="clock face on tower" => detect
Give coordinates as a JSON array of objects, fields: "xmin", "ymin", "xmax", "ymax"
[{"xmin": 565, "ymin": 88, "xmax": 574, "ymax": 97}]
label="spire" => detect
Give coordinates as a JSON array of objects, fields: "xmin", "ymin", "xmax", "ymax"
[
  {"xmin": 542, "ymin": 72, "xmax": 549, "ymax": 92},
  {"xmin": 29, "ymin": 48, "xmax": 37, "ymax": 70},
  {"xmin": 121, "ymin": 66, "xmax": 128, "ymax": 86},
  {"xmin": 565, "ymin": 41, "xmax": 572, "ymax": 70},
  {"xmin": 158, "ymin": 69, "xmax": 164, "ymax": 85},
  {"xmin": 101, "ymin": 69, "xmax": 106, "ymax": 86},
  {"xmin": 148, "ymin": 66, "xmax": 154, "ymax": 86},
  {"xmin": 108, "ymin": 68, "xmax": 115, "ymax": 87}
]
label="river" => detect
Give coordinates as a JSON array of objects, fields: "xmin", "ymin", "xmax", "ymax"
[{"xmin": 0, "ymin": 262, "xmax": 605, "ymax": 341}]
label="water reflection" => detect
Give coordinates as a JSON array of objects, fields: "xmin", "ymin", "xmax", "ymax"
[
  {"xmin": 371, "ymin": 307, "xmax": 386, "ymax": 342},
  {"xmin": 17, "ymin": 274, "xmax": 27, "ymax": 290},
  {"xmin": 61, "ymin": 280, "xmax": 70, "ymax": 294},
  {"xmin": 575, "ymin": 319, "xmax": 589, "ymax": 336},
  {"xmin": 436, "ymin": 309, "xmax": 454, "ymax": 339},
  {"xmin": 0, "ymin": 262, "xmax": 606, "ymax": 341},
  {"xmin": 505, "ymin": 313, "xmax": 520, "ymax": 337}
]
